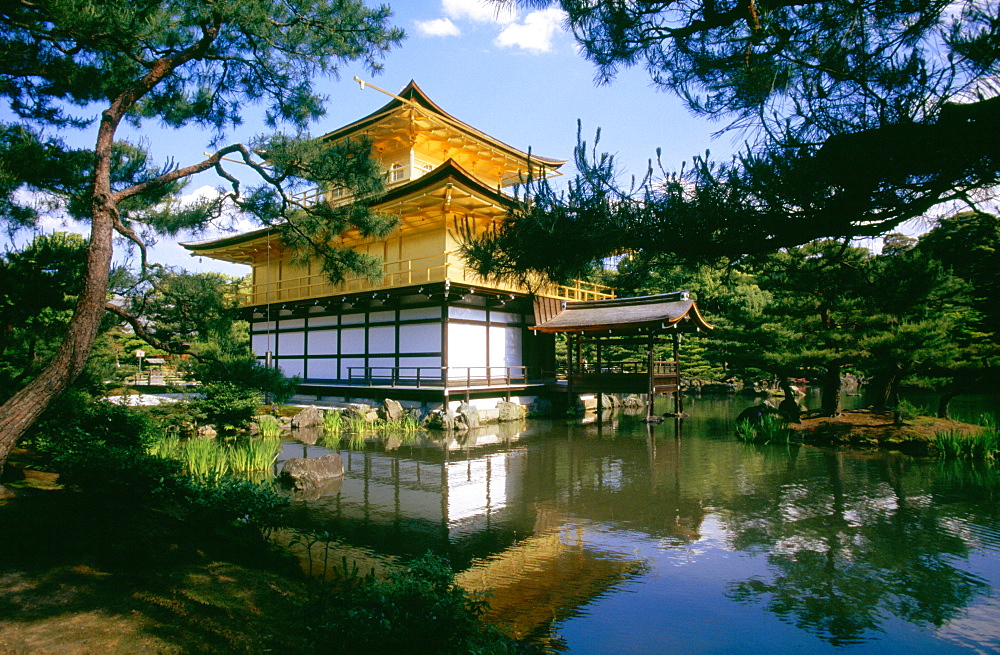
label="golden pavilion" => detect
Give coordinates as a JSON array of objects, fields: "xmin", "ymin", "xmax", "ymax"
[{"xmin": 183, "ymin": 81, "xmax": 614, "ymax": 405}]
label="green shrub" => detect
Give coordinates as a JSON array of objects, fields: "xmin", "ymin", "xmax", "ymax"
[
  {"xmin": 302, "ymin": 553, "xmax": 531, "ymax": 654},
  {"xmin": 192, "ymin": 382, "xmax": 263, "ymax": 433},
  {"xmin": 169, "ymin": 475, "xmax": 289, "ymax": 528},
  {"xmin": 894, "ymin": 399, "xmax": 921, "ymax": 424},
  {"xmin": 54, "ymin": 446, "xmax": 182, "ymax": 497},
  {"xmin": 185, "ymin": 351, "xmax": 298, "ymax": 403},
  {"xmin": 26, "ymin": 390, "xmax": 156, "ymax": 459}
]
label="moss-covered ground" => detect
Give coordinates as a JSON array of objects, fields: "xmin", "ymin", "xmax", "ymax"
[{"xmin": 789, "ymin": 409, "xmax": 985, "ymax": 454}]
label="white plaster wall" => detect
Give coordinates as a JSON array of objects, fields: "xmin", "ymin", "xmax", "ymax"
[
  {"xmin": 490, "ymin": 310, "xmax": 522, "ymax": 325},
  {"xmin": 368, "ymin": 357, "xmax": 396, "ymax": 371},
  {"xmin": 250, "ymin": 333, "xmax": 273, "ymax": 356},
  {"xmin": 447, "ymin": 323, "xmax": 487, "ymax": 374},
  {"xmin": 340, "ymin": 357, "xmax": 365, "ymax": 380},
  {"xmin": 307, "ymin": 359, "xmax": 339, "ymax": 379},
  {"xmin": 449, "ymin": 306, "xmax": 487, "ymax": 321},
  {"xmin": 309, "ymin": 315, "xmax": 338, "ymax": 327},
  {"xmin": 368, "ymin": 326, "xmax": 395, "ymax": 353},
  {"xmin": 309, "ymin": 329, "xmax": 338, "ymax": 355},
  {"xmin": 397, "ymin": 356, "xmax": 442, "ymax": 372},
  {"xmin": 279, "ymin": 318, "xmax": 305, "ymax": 330},
  {"xmin": 399, "ymin": 323, "xmax": 441, "ymax": 352},
  {"xmin": 341, "ymin": 313, "xmax": 365, "ymax": 325},
  {"xmin": 400, "ymin": 307, "xmax": 440, "ymax": 321},
  {"xmin": 277, "ymin": 331, "xmax": 305, "ymax": 356},
  {"xmin": 279, "ymin": 359, "xmax": 304, "ymax": 378},
  {"xmin": 252, "ymin": 321, "xmax": 277, "ymax": 333},
  {"xmin": 369, "ymin": 310, "xmax": 395, "ymax": 323},
  {"xmin": 340, "ymin": 327, "xmax": 365, "ymax": 354}
]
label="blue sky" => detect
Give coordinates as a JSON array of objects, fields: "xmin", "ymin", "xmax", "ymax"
[{"xmin": 7, "ymin": 1, "xmax": 750, "ymax": 275}]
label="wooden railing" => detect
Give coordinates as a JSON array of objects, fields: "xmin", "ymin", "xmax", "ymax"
[
  {"xmin": 568, "ymin": 361, "xmax": 679, "ymax": 394},
  {"xmin": 243, "ymin": 253, "xmax": 614, "ymax": 306},
  {"xmin": 345, "ymin": 366, "xmax": 529, "ymax": 388}
]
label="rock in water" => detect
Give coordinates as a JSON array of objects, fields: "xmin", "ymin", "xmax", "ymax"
[
  {"xmin": 279, "ymin": 454, "xmax": 344, "ymax": 491},
  {"xmin": 291, "ymin": 405, "xmax": 325, "ymax": 428},
  {"xmin": 457, "ymin": 402, "xmax": 480, "ymax": 429},
  {"xmin": 380, "ymin": 398, "xmax": 405, "ymax": 422},
  {"xmin": 496, "ymin": 400, "xmax": 526, "ymax": 422}
]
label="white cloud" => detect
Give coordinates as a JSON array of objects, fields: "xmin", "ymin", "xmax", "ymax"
[
  {"xmin": 494, "ymin": 8, "xmax": 566, "ymax": 54},
  {"xmin": 415, "ymin": 17, "xmax": 462, "ymax": 37},
  {"xmin": 442, "ymin": 0, "xmax": 517, "ymax": 24},
  {"xmin": 179, "ymin": 184, "xmax": 222, "ymax": 203}
]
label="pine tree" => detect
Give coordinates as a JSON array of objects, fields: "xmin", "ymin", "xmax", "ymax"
[{"xmin": 0, "ymin": 0, "xmax": 404, "ymax": 483}]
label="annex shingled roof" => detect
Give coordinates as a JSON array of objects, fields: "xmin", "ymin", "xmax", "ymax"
[{"xmin": 531, "ymin": 291, "xmax": 713, "ymax": 334}]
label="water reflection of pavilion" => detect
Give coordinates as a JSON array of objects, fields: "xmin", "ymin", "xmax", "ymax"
[{"xmin": 278, "ymin": 421, "xmax": 707, "ymax": 641}]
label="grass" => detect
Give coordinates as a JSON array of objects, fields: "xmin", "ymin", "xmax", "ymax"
[
  {"xmin": 343, "ymin": 413, "xmax": 369, "ymax": 435},
  {"xmin": 229, "ymin": 437, "xmax": 282, "ymax": 474},
  {"xmin": 182, "ymin": 437, "xmax": 229, "ymax": 481},
  {"xmin": 931, "ymin": 414, "xmax": 1000, "ymax": 460},
  {"xmin": 148, "ymin": 434, "xmax": 281, "ymax": 480},
  {"xmin": 380, "ymin": 415, "xmax": 421, "ymax": 435},
  {"xmin": 256, "ymin": 415, "xmax": 282, "ymax": 439},
  {"xmin": 323, "ymin": 410, "xmax": 343, "ymax": 434},
  {"xmin": 147, "ymin": 432, "xmax": 181, "ymax": 459},
  {"xmin": 735, "ymin": 414, "xmax": 792, "ymax": 445}
]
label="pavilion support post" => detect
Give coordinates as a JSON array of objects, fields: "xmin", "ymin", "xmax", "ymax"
[
  {"xmin": 596, "ymin": 340, "xmax": 603, "ymax": 424},
  {"xmin": 566, "ymin": 334, "xmax": 574, "ymax": 405},
  {"xmin": 672, "ymin": 332, "xmax": 683, "ymax": 416},
  {"xmin": 646, "ymin": 332, "xmax": 655, "ymax": 421}
]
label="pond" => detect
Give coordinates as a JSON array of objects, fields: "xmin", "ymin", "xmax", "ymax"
[{"xmin": 276, "ymin": 392, "xmax": 1000, "ymax": 653}]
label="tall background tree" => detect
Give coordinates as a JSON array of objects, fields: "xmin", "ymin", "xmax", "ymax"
[
  {"xmin": 465, "ymin": 0, "xmax": 1000, "ymax": 277},
  {"xmin": 0, "ymin": 0, "xmax": 404, "ymax": 483}
]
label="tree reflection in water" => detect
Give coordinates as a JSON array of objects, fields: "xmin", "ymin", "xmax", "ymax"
[{"xmin": 724, "ymin": 448, "xmax": 996, "ymax": 646}]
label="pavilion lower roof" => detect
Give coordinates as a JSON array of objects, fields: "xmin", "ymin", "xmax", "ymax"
[{"xmin": 531, "ymin": 291, "xmax": 713, "ymax": 334}]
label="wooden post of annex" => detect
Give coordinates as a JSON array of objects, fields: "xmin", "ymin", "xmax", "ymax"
[
  {"xmin": 595, "ymin": 340, "xmax": 603, "ymax": 423},
  {"xmin": 646, "ymin": 332, "xmax": 656, "ymax": 421},
  {"xmin": 672, "ymin": 332, "xmax": 683, "ymax": 416}
]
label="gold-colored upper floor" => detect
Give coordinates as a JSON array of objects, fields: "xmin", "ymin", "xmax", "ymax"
[{"xmin": 242, "ymin": 248, "xmax": 614, "ymax": 307}]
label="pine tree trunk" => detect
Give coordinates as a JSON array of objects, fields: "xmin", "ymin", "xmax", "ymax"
[
  {"xmin": 0, "ymin": 107, "xmax": 119, "ymax": 489},
  {"xmin": 870, "ymin": 365, "xmax": 903, "ymax": 412},
  {"xmin": 937, "ymin": 387, "xmax": 962, "ymax": 419},
  {"xmin": 820, "ymin": 364, "xmax": 842, "ymax": 416},
  {"xmin": 0, "ymin": 210, "xmax": 113, "ymax": 483}
]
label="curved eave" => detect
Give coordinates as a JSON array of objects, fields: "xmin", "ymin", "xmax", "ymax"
[
  {"xmin": 375, "ymin": 158, "xmax": 508, "ymax": 209},
  {"xmin": 320, "ymin": 80, "xmax": 566, "ymax": 170},
  {"xmin": 531, "ymin": 294, "xmax": 714, "ymax": 334},
  {"xmin": 181, "ymin": 227, "xmax": 277, "ymax": 263},
  {"xmin": 179, "ymin": 159, "xmax": 510, "ymax": 261}
]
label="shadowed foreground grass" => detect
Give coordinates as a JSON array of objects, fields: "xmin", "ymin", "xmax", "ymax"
[
  {"xmin": 0, "ymin": 468, "xmax": 308, "ymax": 654},
  {"xmin": 0, "ymin": 449, "xmax": 531, "ymax": 655}
]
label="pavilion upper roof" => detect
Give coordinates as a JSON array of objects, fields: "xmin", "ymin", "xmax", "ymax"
[
  {"xmin": 180, "ymin": 158, "xmax": 511, "ymax": 263},
  {"xmin": 320, "ymin": 80, "xmax": 565, "ymax": 187}
]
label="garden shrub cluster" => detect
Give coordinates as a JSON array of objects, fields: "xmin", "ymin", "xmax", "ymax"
[{"xmin": 300, "ymin": 553, "xmax": 535, "ymax": 654}]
